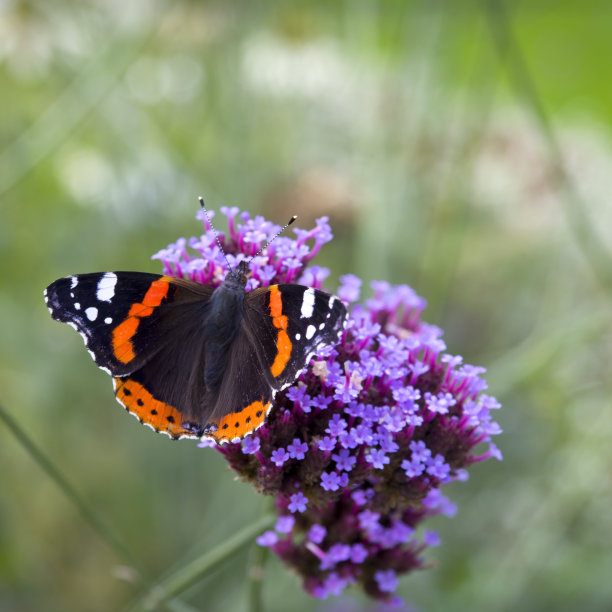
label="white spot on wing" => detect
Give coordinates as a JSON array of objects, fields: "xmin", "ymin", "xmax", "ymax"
[
  {"xmin": 301, "ymin": 288, "xmax": 315, "ymax": 318},
  {"xmin": 97, "ymin": 272, "xmax": 118, "ymax": 302},
  {"xmin": 306, "ymin": 324, "xmax": 316, "ymax": 340},
  {"xmin": 328, "ymin": 295, "xmax": 336, "ymax": 308},
  {"xmin": 74, "ymin": 302, "xmax": 81, "ymax": 310},
  {"xmin": 104, "ymin": 317, "xmax": 113, "ymax": 324},
  {"xmin": 295, "ymin": 333, "xmax": 301, "ymax": 340},
  {"xmin": 70, "ymin": 276, "xmax": 78, "ymax": 289},
  {"xmin": 85, "ymin": 307, "xmax": 98, "ymax": 321}
]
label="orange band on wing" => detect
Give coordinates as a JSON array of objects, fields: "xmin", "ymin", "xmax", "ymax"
[
  {"xmin": 268, "ymin": 285, "xmax": 292, "ymax": 378},
  {"xmin": 111, "ymin": 277, "xmax": 171, "ymax": 364},
  {"xmin": 142, "ymin": 280, "xmax": 171, "ymax": 307},
  {"xmin": 128, "ymin": 303, "xmax": 154, "ymax": 318},
  {"xmin": 208, "ymin": 399, "xmax": 272, "ymax": 443},
  {"xmin": 112, "ymin": 318, "xmax": 139, "ymax": 363},
  {"xmin": 113, "ymin": 377, "xmax": 196, "ymax": 439}
]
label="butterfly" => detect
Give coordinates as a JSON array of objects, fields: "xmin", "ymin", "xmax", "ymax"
[{"xmin": 44, "ymin": 212, "xmax": 347, "ymax": 444}]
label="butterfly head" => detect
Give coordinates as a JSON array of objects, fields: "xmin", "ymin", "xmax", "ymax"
[{"xmin": 223, "ymin": 260, "xmax": 249, "ymax": 289}]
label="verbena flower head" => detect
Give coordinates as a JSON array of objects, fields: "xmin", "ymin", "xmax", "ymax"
[{"xmin": 153, "ymin": 207, "xmax": 502, "ymax": 604}]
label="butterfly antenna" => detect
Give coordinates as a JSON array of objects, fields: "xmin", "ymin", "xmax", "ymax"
[
  {"xmin": 248, "ymin": 215, "xmax": 297, "ymax": 262},
  {"xmin": 199, "ymin": 196, "xmax": 233, "ymax": 270}
]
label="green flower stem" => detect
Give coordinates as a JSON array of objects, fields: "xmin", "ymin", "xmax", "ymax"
[
  {"xmin": 133, "ymin": 513, "xmax": 276, "ymax": 612},
  {"xmin": 0, "ymin": 402, "xmax": 195, "ymax": 612},
  {"xmin": 247, "ymin": 500, "xmax": 275, "ymax": 612},
  {"xmin": 0, "ymin": 401, "xmax": 140, "ymax": 567},
  {"xmin": 247, "ymin": 542, "xmax": 270, "ymax": 612}
]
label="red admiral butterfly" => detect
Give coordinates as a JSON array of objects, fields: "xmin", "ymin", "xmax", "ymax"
[{"xmin": 44, "ymin": 207, "xmax": 347, "ymax": 444}]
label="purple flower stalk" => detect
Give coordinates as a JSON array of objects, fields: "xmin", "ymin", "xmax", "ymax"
[{"xmin": 153, "ymin": 207, "xmax": 502, "ymax": 604}]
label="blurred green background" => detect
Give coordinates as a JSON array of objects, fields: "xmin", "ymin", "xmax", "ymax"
[{"xmin": 2, "ymin": 1, "xmax": 612, "ymax": 611}]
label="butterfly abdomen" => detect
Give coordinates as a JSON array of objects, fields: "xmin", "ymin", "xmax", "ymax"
[{"xmin": 203, "ymin": 283, "xmax": 245, "ymax": 390}]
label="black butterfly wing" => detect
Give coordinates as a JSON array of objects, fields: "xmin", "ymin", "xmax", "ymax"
[
  {"xmin": 203, "ymin": 284, "xmax": 347, "ymax": 443},
  {"xmin": 45, "ymin": 272, "xmax": 214, "ymax": 438},
  {"xmin": 45, "ymin": 274, "xmax": 348, "ymax": 444}
]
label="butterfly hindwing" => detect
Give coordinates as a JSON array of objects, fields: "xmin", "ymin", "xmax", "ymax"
[
  {"xmin": 203, "ymin": 314, "xmax": 276, "ymax": 443},
  {"xmin": 113, "ymin": 376, "xmax": 201, "ymax": 439}
]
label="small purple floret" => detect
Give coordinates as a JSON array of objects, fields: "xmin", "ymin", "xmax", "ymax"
[
  {"xmin": 320, "ymin": 471, "xmax": 342, "ymax": 492},
  {"xmin": 288, "ymin": 492, "xmax": 308, "ymax": 514},
  {"xmin": 287, "ymin": 438, "xmax": 308, "ymax": 460},
  {"xmin": 270, "ymin": 448, "xmax": 289, "ymax": 467},
  {"xmin": 241, "ymin": 436, "xmax": 260, "ymax": 455},
  {"xmin": 317, "ymin": 436, "xmax": 336, "ymax": 452},
  {"xmin": 332, "ymin": 448, "xmax": 357, "ymax": 472},
  {"xmin": 375, "ymin": 569, "xmax": 399, "ymax": 593},
  {"xmin": 256, "ymin": 531, "xmax": 278, "ymax": 547},
  {"xmin": 365, "ymin": 448, "xmax": 390, "ymax": 470},
  {"xmin": 308, "ymin": 524, "xmax": 327, "ymax": 544},
  {"xmin": 275, "ymin": 515, "xmax": 295, "ymax": 534}
]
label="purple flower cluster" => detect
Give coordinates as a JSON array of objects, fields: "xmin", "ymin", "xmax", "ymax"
[
  {"xmin": 153, "ymin": 207, "xmax": 502, "ymax": 604},
  {"xmin": 153, "ymin": 206, "xmax": 333, "ymax": 290}
]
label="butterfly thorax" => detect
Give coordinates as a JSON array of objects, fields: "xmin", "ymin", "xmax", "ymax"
[{"xmin": 202, "ymin": 266, "xmax": 248, "ymax": 390}]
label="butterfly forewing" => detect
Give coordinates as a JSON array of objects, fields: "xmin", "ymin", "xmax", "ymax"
[
  {"xmin": 46, "ymin": 272, "xmax": 160, "ymax": 374},
  {"xmin": 244, "ymin": 284, "xmax": 348, "ymax": 388}
]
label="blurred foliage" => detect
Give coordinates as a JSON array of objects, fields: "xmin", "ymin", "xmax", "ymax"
[{"xmin": 2, "ymin": 0, "xmax": 612, "ymax": 611}]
